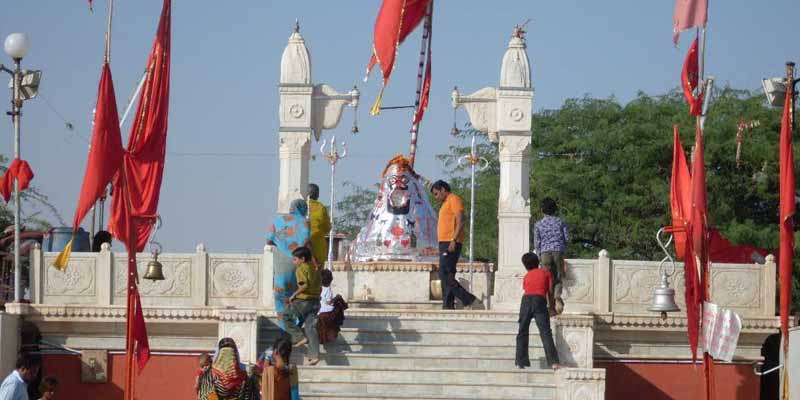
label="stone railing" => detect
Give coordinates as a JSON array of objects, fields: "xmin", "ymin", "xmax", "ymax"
[
  {"xmin": 30, "ymin": 245, "xmax": 775, "ymax": 319},
  {"xmin": 31, "ymin": 244, "xmax": 274, "ymax": 309},
  {"xmin": 562, "ymin": 250, "xmax": 776, "ymax": 319}
]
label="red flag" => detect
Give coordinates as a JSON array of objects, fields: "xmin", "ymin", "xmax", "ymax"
[
  {"xmin": 366, "ymin": 0, "xmax": 431, "ymax": 84},
  {"xmin": 53, "ymin": 63, "xmax": 125, "ymax": 270},
  {"xmin": 684, "ymin": 122, "xmax": 708, "ymax": 361},
  {"xmin": 778, "ymin": 75, "xmax": 795, "ymax": 348},
  {"xmin": 131, "ymin": 289, "xmax": 151, "ymax": 370},
  {"xmin": 673, "ymin": 0, "xmax": 707, "ymax": 44},
  {"xmin": 670, "ymin": 125, "xmax": 692, "ymax": 259},
  {"xmin": 109, "ymin": 0, "xmax": 171, "ymax": 252},
  {"xmin": 681, "ymin": 36, "xmax": 704, "ymax": 116},
  {"xmin": 0, "ymin": 159, "xmax": 34, "ymax": 202}
]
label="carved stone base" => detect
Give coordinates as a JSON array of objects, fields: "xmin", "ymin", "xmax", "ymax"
[
  {"xmin": 555, "ymin": 368, "xmax": 607, "ymax": 400},
  {"xmin": 0, "ymin": 311, "xmax": 19, "ymax": 380},
  {"xmin": 491, "ymin": 269, "xmax": 525, "ymax": 310}
]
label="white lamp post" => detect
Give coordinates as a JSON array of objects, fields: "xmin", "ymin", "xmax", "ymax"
[{"xmin": 1, "ymin": 33, "xmax": 40, "ymax": 302}]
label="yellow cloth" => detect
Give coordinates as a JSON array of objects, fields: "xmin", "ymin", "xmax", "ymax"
[
  {"xmin": 437, "ymin": 193, "xmax": 465, "ymax": 243},
  {"xmin": 295, "ymin": 262, "xmax": 321, "ymax": 300},
  {"xmin": 308, "ymin": 199, "xmax": 332, "ymax": 264}
]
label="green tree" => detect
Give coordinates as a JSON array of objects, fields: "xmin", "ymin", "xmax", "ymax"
[{"xmin": 334, "ymin": 181, "xmax": 378, "ymax": 239}]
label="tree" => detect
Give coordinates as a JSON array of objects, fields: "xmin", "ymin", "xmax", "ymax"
[{"xmin": 334, "ymin": 181, "xmax": 378, "ymax": 239}]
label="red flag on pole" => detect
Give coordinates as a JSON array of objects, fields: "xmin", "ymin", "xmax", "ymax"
[
  {"xmin": 778, "ymin": 71, "xmax": 795, "ymax": 349},
  {"xmin": 53, "ymin": 63, "xmax": 125, "ymax": 270},
  {"xmin": 0, "ymin": 159, "xmax": 34, "ymax": 202},
  {"xmin": 670, "ymin": 125, "xmax": 692, "ymax": 259},
  {"xmin": 366, "ymin": 0, "xmax": 432, "ymax": 115},
  {"xmin": 109, "ymin": 0, "xmax": 171, "ymax": 253},
  {"xmin": 681, "ymin": 35, "xmax": 704, "ymax": 116},
  {"xmin": 673, "ymin": 0, "xmax": 707, "ymax": 44}
]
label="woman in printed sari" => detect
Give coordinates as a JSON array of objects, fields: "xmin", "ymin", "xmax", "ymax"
[
  {"xmin": 267, "ymin": 199, "xmax": 311, "ymax": 330},
  {"xmin": 197, "ymin": 338, "xmax": 259, "ymax": 400}
]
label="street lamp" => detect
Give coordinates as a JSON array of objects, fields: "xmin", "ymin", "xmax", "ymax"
[
  {"xmin": 1, "ymin": 32, "xmax": 42, "ymax": 302},
  {"xmin": 762, "ymin": 62, "xmax": 799, "ymax": 107}
]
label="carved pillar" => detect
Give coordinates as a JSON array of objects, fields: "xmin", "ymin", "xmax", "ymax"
[
  {"xmin": 453, "ymin": 28, "xmax": 533, "ymax": 309},
  {"xmin": 277, "ymin": 23, "xmax": 359, "ymax": 214},
  {"xmin": 218, "ymin": 309, "xmax": 258, "ymax": 364}
]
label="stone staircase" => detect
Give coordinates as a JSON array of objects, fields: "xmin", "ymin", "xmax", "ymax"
[{"xmin": 258, "ymin": 309, "xmax": 604, "ymax": 400}]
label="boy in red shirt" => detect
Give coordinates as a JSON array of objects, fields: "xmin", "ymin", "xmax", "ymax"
[{"xmin": 515, "ymin": 252, "xmax": 561, "ymax": 370}]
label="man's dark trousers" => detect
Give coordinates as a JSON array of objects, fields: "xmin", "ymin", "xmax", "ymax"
[
  {"xmin": 515, "ymin": 294, "xmax": 560, "ymax": 367},
  {"xmin": 438, "ymin": 242, "xmax": 476, "ymax": 309}
]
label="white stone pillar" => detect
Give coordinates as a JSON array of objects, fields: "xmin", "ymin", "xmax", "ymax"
[
  {"xmin": 452, "ymin": 28, "xmax": 533, "ymax": 309},
  {"xmin": 277, "ymin": 23, "xmax": 359, "ymax": 214}
]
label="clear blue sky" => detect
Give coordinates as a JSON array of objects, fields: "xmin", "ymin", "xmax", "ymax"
[{"xmin": 1, "ymin": 0, "xmax": 797, "ymax": 253}]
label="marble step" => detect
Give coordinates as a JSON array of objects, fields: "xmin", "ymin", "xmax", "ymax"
[
  {"xmin": 259, "ymin": 327, "xmax": 544, "ymax": 348},
  {"xmin": 299, "ymin": 394, "xmax": 548, "ymax": 400},
  {"xmin": 297, "ymin": 377, "xmax": 555, "ymax": 399},
  {"xmin": 296, "ymin": 365, "xmax": 554, "ymax": 385},
  {"xmin": 290, "ymin": 340, "xmax": 543, "ymax": 358},
  {"xmin": 289, "ymin": 352, "xmax": 555, "ymax": 370}
]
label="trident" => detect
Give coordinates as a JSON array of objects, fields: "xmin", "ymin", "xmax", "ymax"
[
  {"xmin": 458, "ymin": 135, "xmax": 490, "ymax": 291},
  {"xmin": 320, "ymin": 135, "xmax": 347, "ymax": 270}
]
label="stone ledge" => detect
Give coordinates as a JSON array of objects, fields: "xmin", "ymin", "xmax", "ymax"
[
  {"xmin": 331, "ymin": 261, "xmax": 495, "ymax": 273},
  {"xmin": 555, "ymin": 368, "xmax": 606, "ymax": 380},
  {"xmin": 601, "ymin": 313, "xmax": 784, "ymax": 332},
  {"xmin": 4, "ymin": 303, "xmax": 257, "ymax": 322}
]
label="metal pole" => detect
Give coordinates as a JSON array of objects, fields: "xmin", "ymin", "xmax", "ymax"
[
  {"xmin": 458, "ymin": 135, "xmax": 489, "ymax": 292},
  {"xmin": 320, "ymin": 136, "xmax": 346, "ymax": 269},
  {"xmin": 12, "ymin": 60, "xmax": 22, "ymax": 302}
]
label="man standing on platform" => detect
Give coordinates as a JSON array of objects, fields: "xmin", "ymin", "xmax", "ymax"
[
  {"xmin": 531, "ymin": 197, "xmax": 569, "ymax": 314},
  {"xmin": 431, "ymin": 180, "xmax": 480, "ymax": 310},
  {"xmin": 307, "ymin": 183, "xmax": 332, "ymax": 268}
]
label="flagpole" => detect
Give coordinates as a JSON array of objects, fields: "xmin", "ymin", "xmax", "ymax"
[
  {"xmin": 408, "ymin": 0, "xmax": 433, "ymax": 168},
  {"xmin": 104, "ymin": 0, "xmax": 114, "ymax": 63}
]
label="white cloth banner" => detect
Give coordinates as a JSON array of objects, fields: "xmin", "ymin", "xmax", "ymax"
[{"xmin": 700, "ymin": 301, "xmax": 742, "ymax": 362}]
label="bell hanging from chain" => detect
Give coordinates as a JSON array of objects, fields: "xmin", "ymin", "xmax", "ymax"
[
  {"xmin": 648, "ymin": 273, "xmax": 679, "ymax": 320},
  {"xmin": 144, "ymin": 250, "xmax": 165, "ymax": 281}
]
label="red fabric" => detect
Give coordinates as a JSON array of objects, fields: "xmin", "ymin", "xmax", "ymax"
[
  {"xmin": 681, "ymin": 35, "xmax": 703, "ymax": 116},
  {"xmin": 673, "ymin": 0, "xmax": 707, "ymax": 44},
  {"xmin": 132, "ymin": 284, "xmax": 151, "ymax": 371},
  {"xmin": 0, "ymin": 159, "xmax": 34, "ymax": 202},
  {"xmin": 707, "ymin": 229, "xmax": 771, "ymax": 263},
  {"xmin": 366, "ymin": 0, "xmax": 432, "ymax": 84},
  {"xmin": 522, "ymin": 268, "xmax": 553, "ymax": 297},
  {"xmin": 68, "ymin": 63, "xmax": 125, "ymax": 231},
  {"xmin": 778, "ymin": 76, "xmax": 795, "ymax": 348},
  {"xmin": 109, "ymin": 0, "xmax": 171, "ymax": 253},
  {"xmin": 670, "ymin": 126, "xmax": 692, "ymax": 259},
  {"xmin": 684, "ymin": 122, "xmax": 708, "ymax": 362}
]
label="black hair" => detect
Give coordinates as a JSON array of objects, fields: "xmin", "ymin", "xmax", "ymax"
[
  {"xmin": 218, "ymin": 337, "xmax": 237, "ymax": 349},
  {"xmin": 92, "ymin": 230, "xmax": 113, "ymax": 252},
  {"xmin": 540, "ymin": 197, "xmax": 557, "ymax": 216},
  {"xmin": 522, "ymin": 252, "xmax": 540, "ymax": 270},
  {"xmin": 272, "ymin": 336, "xmax": 292, "ymax": 364},
  {"xmin": 292, "ymin": 246, "xmax": 312, "ymax": 262},
  {"xmin": 430, "ymin": 180, "xmax": 450, "ymax": 193},
  {"xmin": 39, "ymin": 376, "xmax": 58, "ymax": 392},
  {"xmin": 16, "ymin": 353, "xmax": 41, "ymax": 370},
  {"xmin": 320, "ymin": 269, "xmax": 333, "ymax": 287},
  {"xmin": 308, "ymin": 183, "xmax": 320, "ymax": 200}
]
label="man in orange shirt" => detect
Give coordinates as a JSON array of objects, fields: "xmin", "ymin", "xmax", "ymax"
[{"xmin": 431, "ymin": 180, "xmax": 479, "ymax": 310}]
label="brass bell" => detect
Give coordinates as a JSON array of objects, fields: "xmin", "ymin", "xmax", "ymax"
[
  {"xmin": 144, "ymin": 252, "xmax": 165, "ymax": 281},
  {"xmin": 648, "ymin": 274, "xmax": 680, "ymax": 320}
]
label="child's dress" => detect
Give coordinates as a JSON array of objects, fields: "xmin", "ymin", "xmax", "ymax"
[{"xmin": 317, "ymin": 286, "xmax": 348, "ymax": 344}]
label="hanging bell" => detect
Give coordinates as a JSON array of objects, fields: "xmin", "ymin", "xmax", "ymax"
[
  {"xmin": 648, "ymin": 274, "xmax": 680, "ymax": 320},
  {"xmin": 144, "ymin": 252, "xmax": 165, "ymax": 281}
]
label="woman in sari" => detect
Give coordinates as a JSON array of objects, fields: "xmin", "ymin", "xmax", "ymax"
[
  {"xmin": 267, "ymin": 199, "xmax": 311, "ymax": 330},
  {"xmin": 258, "ymin": 336, "xmax": 300, "ymax": 400},
  {"xmin": 197, "ymin": 338, "xmax": 259, "ymax": 400}
]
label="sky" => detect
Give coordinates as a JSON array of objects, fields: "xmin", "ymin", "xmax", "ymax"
[{"xmin": 1, "ymin": 0, "xmax": 797, "ymax": 254}]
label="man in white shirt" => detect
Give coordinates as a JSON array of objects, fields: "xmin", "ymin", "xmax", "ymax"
[{"xmin": 0, "ymin": 353, "xmax": 41, "ymax": 400}]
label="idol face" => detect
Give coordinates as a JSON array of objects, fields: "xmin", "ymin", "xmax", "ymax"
[{"xmin": 386, "ymin": 170, "xmax": 411, "ymax": 215}]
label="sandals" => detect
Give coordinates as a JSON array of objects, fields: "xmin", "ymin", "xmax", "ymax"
[{"xmin": 307, "ymin": 358, "xmax": 320, "ymax": 366}]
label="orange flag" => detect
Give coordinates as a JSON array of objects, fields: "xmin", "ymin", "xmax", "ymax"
[
  {"xmin": 778, "ymin": 73, "xmax": 795, "ymax": 349},
  {"xmin": 670, "ymin": 125, "xmax": 692, "ymax": 259}
]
